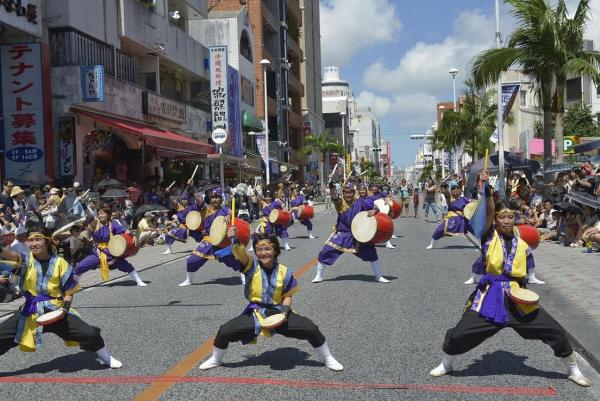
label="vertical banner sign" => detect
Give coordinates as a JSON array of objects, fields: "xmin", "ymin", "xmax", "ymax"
[
  {"xmin": 501, "ymin": 84, "xmax": 520, "ymax": 121},
  {"xmin": 227, "ymin": 66, "xmax": 243, "ymax": 157},
  {"xmin": 209, "ymin": 46, "xmax": 228, "ymax": 131},
  {"xmin": 81, "ymin": 65, "xmax": 105, "ymax": 102},
  {"xmin": 1, "ymin": 43, "xmax": 45, "ymax": 185},
  {"xmin": 58, "ymin": 118, "xmax": 75, "ymax": 176},
  {"xmin": 256, "ymin": 134, "xmax": 269, "ymax": 166}
]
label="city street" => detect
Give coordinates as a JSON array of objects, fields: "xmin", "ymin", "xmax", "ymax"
[{"xmin": 0, "ymin": 209, "xmax": 598, "ymax": 401}]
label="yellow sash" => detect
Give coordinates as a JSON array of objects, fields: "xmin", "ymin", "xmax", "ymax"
[{"xmin": 98, "ymin": 242, "xmax": 110, "ymax": 281}]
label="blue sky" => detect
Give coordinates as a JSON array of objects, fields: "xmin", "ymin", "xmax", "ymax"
[{"xmin": 319, "ymin": 0, "xmax": 515, "ymax": 168}]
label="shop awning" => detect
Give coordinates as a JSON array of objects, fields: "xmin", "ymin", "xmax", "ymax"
[
  {"xmin": 574, "ymin": 140, "xmax": 600, "ymax": 154},
  {"xmin": 71, "ymin": 107, "xmax": 214, "ymax": 155},
  {"xmin": 242, "ymin": 111, "xmax": 263, "ymax": 131}
]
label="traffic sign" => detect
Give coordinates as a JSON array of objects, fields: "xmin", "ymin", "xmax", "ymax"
[{"xmin": 212, "ymin": 128, "xmax": 227, "ymax": 144}]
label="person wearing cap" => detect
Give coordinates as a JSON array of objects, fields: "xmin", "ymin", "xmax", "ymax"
[
  {"xmin": 10, "ymin": 185, "xmax": 27, "ymax": 216},
  {"xmin": 430, "ymin": 170, "xmax": 591, "ymax": 388},
  {"xmin": 311, "ymin": 182, "xmax": 390, "ymax": 284},
  {"xmin": 289, "ymin": 186, "xmax": 315, "ymax": 239},
  {"xmin": 0, "ymin": 226, "xmax": 123, "ymax": 368},
  {"xmin": 74, "ymin": 206, "xmax": 147, "ymax": 287},
  {"xmin": 248, "ymin": 189, "xmax": 292, "ymax": 252},
  {"xmin": 137, "ymin": 212, "xmax": 160, "ymax": 247},
  {"xmin": 178, "ymin": 187, "xmax": 244, "ymax": 287},
  {"xmin": 162, "ymin": 181, "xmax": 204, "ymax": 255}
]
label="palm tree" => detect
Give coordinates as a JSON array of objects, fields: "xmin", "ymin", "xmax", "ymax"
[
  {"xmin": 472, "ymin": 0, "xmax": 600, "ymax": 168},
  {"xmin": 433, "ymin": 80, "xmax": 498, "ymax": 163},
  {"xmin": 359, "ymin": 158, "xmax": 380, "ymax": 181},
  {"xmin": 301, "ymin": 130, "xmax": 345, "ymax": 193}
]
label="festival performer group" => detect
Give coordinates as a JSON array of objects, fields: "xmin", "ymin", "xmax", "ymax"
[{"xmin": 0, "ymin": 170, "xmax": 592, "ymax": 390}]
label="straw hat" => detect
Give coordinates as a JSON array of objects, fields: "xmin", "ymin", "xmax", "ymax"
[
  {"xmin": 10, "ymin": 186, "xmax": 24, "ymax": 198},
  {"xmin": 50, "ymin": 187, "xmax": 59, "ymax": 195}
]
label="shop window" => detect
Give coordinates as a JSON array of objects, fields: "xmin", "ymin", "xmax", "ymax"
[
  {"xmin": 139, "ymin": 72, "xmax": 157, "ymax": 92},
  {"xmin": 241, "ymin": 76, "xmax": 254, "ymax": 106},
  {"xmin": 566, "ymin": 77, "xmax": 582, "ymax": 102},
  {"xmin": 520, "ymin": 90, "xmax": 527, "ymax": 107},
  {"xmin": 240, "ymin": 30, "xmax": 253, "ymax": 62}
]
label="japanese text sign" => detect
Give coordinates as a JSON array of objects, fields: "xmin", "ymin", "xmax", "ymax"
[{"xmin": 209, "ymin": 46, "xmax": 228, "ymax": 131}]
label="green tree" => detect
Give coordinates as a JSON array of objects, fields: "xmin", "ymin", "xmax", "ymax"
[
  {"xmin": 433, "ymin": 80, "xmax": 498, "ymax": 163},
  {"xmin": 301, "ymin": 130, "xmax": 345, "ymax": 192},
  {"xmin": 563, "ymin": 102, "xmax": 599, "ymax": 137},
  {"xmin": 419, "ymin": 162, "xmax": 434, "ymax": 183},
  {"xmin": 472, "ymin": 0, "xmax": 600, "ymax": 168},
  {"xmin": 359, "ymin": 158, "xmax": 381, "ymax": 181}
]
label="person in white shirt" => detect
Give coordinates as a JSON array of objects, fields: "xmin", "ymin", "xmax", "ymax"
[{"xmin": 9, "ymin": 226, "xmax": 29, "ymax": 255}]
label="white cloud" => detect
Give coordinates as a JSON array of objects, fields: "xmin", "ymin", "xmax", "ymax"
[
  {"xmin": 362, "ymin": 9, "xmax": 495, "ymax": 94},
  {"xmin": 320, "ymin": 0, "xmax": 401, "ymax": 66},
  {"xmin": 355, "ymin": 91, "xmax": 392, "ymax": 119}
]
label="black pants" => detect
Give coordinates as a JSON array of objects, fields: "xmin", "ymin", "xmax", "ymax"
[
  {"xmin": 443, "ymin": 307, "xmax": 573, "ymax": 357},
  {"xmin": 0, "ymin": 312, "xmax": 105, "ymax": 355},
  {"xmin": 214, "ymin": 310, "xmax": 326, "ymax": 349}
]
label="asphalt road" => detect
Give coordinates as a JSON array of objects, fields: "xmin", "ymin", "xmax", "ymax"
[{"xmin": 0, "ymin": 212, "xmax": 598, "ymax": 401}]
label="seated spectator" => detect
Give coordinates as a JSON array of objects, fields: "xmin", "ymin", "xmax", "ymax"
[
  {"xmin": 536, "ymin": 199, "xmax": 556, "ymax": 234},
  {"xmin": 138, "ymin": 212, "xmax": 160, "ymax": 247},
  {"xmin": 541, "ymin": 209, "xmax": 563, "ymax": 242}
]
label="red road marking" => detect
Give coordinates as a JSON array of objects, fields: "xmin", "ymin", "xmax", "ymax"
[{"xmin": 0, "ymin": 375, "xmax": 557, "ymax": 396}]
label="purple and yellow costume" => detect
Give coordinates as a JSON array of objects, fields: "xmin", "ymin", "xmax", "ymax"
[
  {"xmin": 431, "ymin": 197, "xmax": 471, "ymax": 240},
  {"xmin": 254, "ymin": 200, "xmax": 289, "ymax": 239},
  {"xmin": 317, "ymin": 196, "xmax": 378, "ymax": 266},
  {"xmin": 290, "ymin": 195, "xmax": 312, "ymax": 231},
  {"xmin": 74, "ymin": 220, "xmax": 135, "ymax": 280},
  {"xmin": 186, "ymin": 205, "xmax": 241, "ymax": 273},
  {"xmin": 165, "ymin": 201, "xmax": 203, "ymax": 245}
]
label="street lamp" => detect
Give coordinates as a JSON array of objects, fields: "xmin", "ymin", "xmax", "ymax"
[
  {"xmin": 260, "ymin": 58, "xmax": 271, "ymax": 185},
  {"xmin": 449, "ymin": 67, "xmax": 459, "ymax": 175}
]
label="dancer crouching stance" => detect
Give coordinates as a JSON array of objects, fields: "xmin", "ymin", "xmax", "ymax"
[
  {"xmin": 426, "ymin": 185, "xmax": 471, "ymax": 250},
  {"xmin": 312, "ymin": 182, "xmax": 389, "ymax": 283},
  {"xmin": 0, "ymin": 226, "xmax": 122, "ymax": 368},
  {"xmin": 430, "ymin": 170, "xmax": 590, "ymax": 387},
  {"xmin": 199, "ymin": 229, "xmax": 343, "ymax": 371}
]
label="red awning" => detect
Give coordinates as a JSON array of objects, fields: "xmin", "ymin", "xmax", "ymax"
[{"xmin": 71, "ymin": 107, "xmax": 214, "ymax": 155}]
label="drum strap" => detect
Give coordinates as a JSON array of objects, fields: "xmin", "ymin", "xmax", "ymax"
[{"xmin": 97, "ymin": 242, "xmax": 110, "ymax": 281}]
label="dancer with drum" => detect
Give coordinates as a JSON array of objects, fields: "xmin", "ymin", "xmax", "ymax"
[
  {"xmin": 74, "ymin": 206, "xmax": 147, "ymax": 286},
  {"xmin": 430, "ymin": 171, "xmax": 591, "ymax": 387},
  {"xmin": 289, "ymin": 187, "xmax": 315, "ymax": 239},
  {"xmin": 198, "ymin": 229, "xmax": 343, "ymax": 371},
  {"xmin": 425, "ymin": 185, "xmax": 472, "ymax": 249},
  {"xmin": 369, "ymin": 182, "xmax": 396, "ymax": 249},
  {"xmin": 312, "ymin": 183, "xmax": 390, "ymax": 283},
  {"xmin": 0, "ymin": 226, "xmax": 122, "ymax": 368},
  {"xmin": 163, "ymin": 182, "xmax": 204, "ymax": 255},
  {"xmin": 178, "ymin": 187, "xmax": 247, "ymax": 287},
  {"xmin": 248, "ymin": 190, "xmax": 292, "ymax": 252}
]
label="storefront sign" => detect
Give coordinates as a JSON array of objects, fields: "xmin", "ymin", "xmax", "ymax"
[
  {"xmin": 81, "ymin": 65, "xmax": 105, "ymax": 102},
  {"xmin": 142, "ymin": 91, "xmax": 186, "ymax": 123},
  {"xmin": 564, "ymin": 135, "xmax": 579, "ymax": 154},
  {"xmin": 0, "ymin": 0, "xmax": 41, "ymax": 38},
  {"xmin": 209, "ymin": 46, "xmax": 228, "ymax": 130},
  {"xmin": 1, "ymin": 42, "xmax": 46, "ymax": 185}
]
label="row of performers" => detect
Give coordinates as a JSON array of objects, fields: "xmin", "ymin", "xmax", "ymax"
[{"xmin": 0, "ymin": 172, "xmax": 589, "ymax": 388}]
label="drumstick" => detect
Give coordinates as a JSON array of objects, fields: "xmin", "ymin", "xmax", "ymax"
[
  {"xmin": 190, "ymin": 165, "xmax": 199, "ymax": 182},
  {"xmin": 231, "ymin": 196, "xmax": 236, "ymax": 225},
  {"xmin": 166, "ymin": 181, "xmax": 176, "ymax": 191}
]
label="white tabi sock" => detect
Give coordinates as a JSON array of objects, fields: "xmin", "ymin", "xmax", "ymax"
[
  {"xmin": 284, "ymin": 239, "xmax": 291, "ymax": 250},
  {"xmin": 314, "ymin": 342, "xmax": 344, "ymax": 371},
  {"xmin": 163, "ymin": 244, "xmax": 172, "ymax": 255},
  {"xmin": 199, "ymin": 347, "xmax": 226, "ymax": 370},
  {"xmin": 385, "ymin": 240, "xmax": 395, "ymax": 249},
  {"xmin": 464, "ymin": 275, "xmax": 476, "ymax": 285},
  {"xmin": 430, "ymin": 352, "xmax": 455, "ymax": 377},
  {"xmin": 370, "ymin": 261, "xmax": 390, "ymax": 283},
  {"xmin": 561, "ymin": 353, "xmax": 592, "ymax": 387},
  {"xmin": 96, "ymin": 346, "xmax": 123, "ymax": 369},
  {"xmin": 527, "ymin": 272, "xmax": 545, "ymax": 285},
  {"xmin": 130, "ymin": 270, "xmax": 147, "ymax": 287},
  {"xmin": 312, "ymin": 262, "xmax": 326, "ymax": 283},
  {"xmin": 179, "ymin": 272, "xmax": 193, "ymax": 287},
  {"xmin": 240, "ymin": 273, "xmax": 246, "ymax": 285},
  {"xmin": 426, "ymin": 239, "xmax": 435, "ymax": 249},
  {"xmin": 308, "ymin": 231, "xmax": 315, "ymax": 239}
]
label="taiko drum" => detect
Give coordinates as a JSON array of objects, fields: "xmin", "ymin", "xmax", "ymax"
[
  {"xmin": 209, "ymin": 216, "xmax": 251, "ymax": 247},
  {"xmin": 351, "ymin": 211, "xmax": 394, "ymax": 244}
]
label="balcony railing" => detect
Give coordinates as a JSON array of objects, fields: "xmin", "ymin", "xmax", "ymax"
[
  {"xmin": 50, "ymin": 28, "xmax": 138, "ymax": 85},
  {"xmin": 286, "ymin": 32, "xmax": 303, "ymax": 60},
  {"xmin": 262, "ymin": 2, "xmax": 278, "ymax": 33}
]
